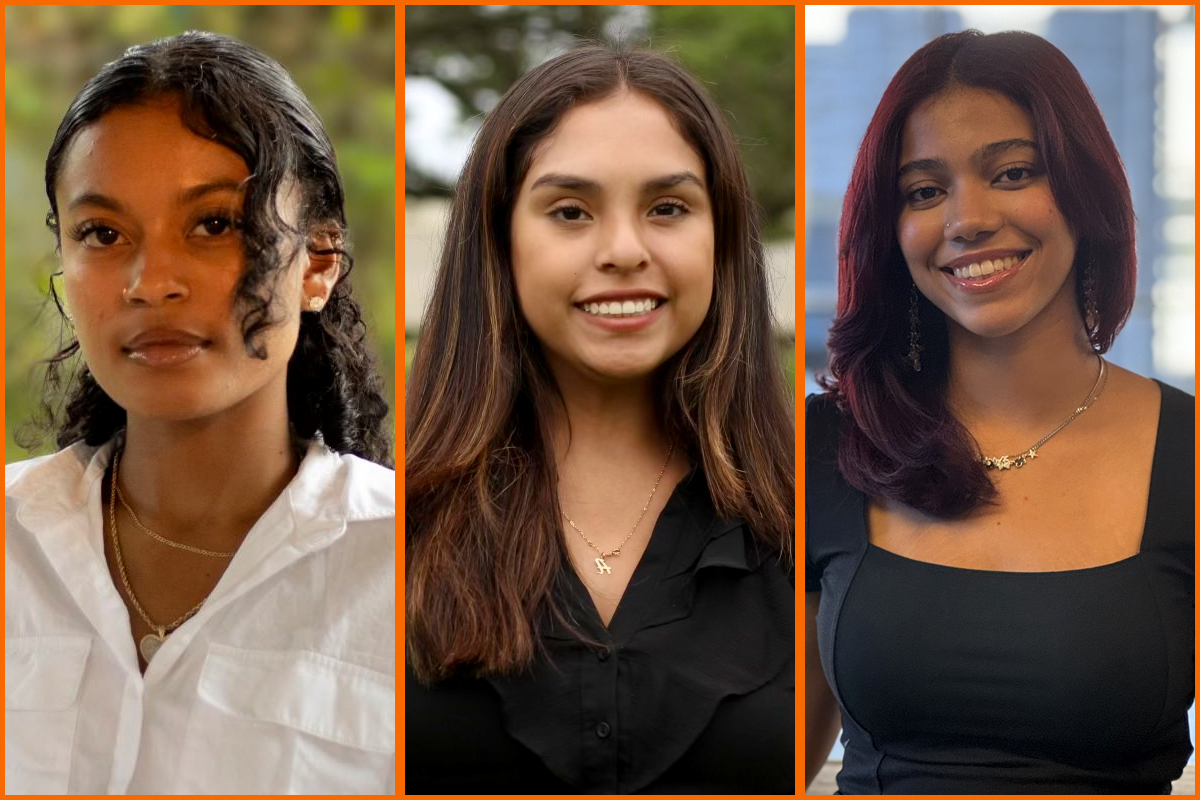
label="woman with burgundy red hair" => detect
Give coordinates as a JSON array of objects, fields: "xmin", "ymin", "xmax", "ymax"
[{"xmin": 806, "ymin": 30, "xmax": 1193, "ymax": 794}]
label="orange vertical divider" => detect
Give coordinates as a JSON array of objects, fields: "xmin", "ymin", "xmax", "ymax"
[
  {"xmin": 796, "ymin": 4, "xmax": 806, "ymax": 795},
  {"xmin": 795, "ymin": 7, "xmax": 804, "ymax": 795},
  {"xmin": 395, "ymin": 4, "xmax": 406, "ymax": 795}
]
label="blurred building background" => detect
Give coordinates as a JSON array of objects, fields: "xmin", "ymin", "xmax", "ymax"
[
  {"xmin": 4, "ymin": 5, "xmax": 397, "ymax": 461},
  {"xmin": 803, "ymin": 5, "xmax": 1195, "ymax": 398},
  {"xmin": 404, "ymin": 5, "xmax": 796, "ymax": 388}
]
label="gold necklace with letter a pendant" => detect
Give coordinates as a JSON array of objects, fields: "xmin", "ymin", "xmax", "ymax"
[{"xmin": 561, "ymin": 444, "xmax": 674, "ymax": 575}]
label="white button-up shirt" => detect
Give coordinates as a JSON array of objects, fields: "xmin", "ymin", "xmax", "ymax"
[{"xmin": 5, "ymin": 440, "xmax": 395, "ymax": 794}]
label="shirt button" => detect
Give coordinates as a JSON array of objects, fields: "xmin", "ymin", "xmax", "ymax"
[
  {"xmin": 595, "ymin": 721, "xmax": 611, "ymax": 738},
  {"xmin": 597, "ymin": 646, "xmax": 611, "ymax": 661}
]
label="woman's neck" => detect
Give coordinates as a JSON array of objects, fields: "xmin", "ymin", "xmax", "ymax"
[
  {"xmin": 945, "ymin": 307, "xmax": 1099, "ymax": 433},
  {"xmin": 117, "ymin": 401, "xmax": 300, "ymax": 549},
  {"xmin": 549, "ymin": 369, "xmax": 673, "ymax": 494}
]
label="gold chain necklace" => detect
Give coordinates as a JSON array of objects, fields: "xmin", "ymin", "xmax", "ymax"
[
  {"xmin": 561, "ymin": 443, "xmax": 674, "ymax": 576},
  {"xmin": 980, "ymin": 357, "xmax": 1108, "ymax": 470},
  {"xmin": 113, "ymin": 449, "xmax": 235, "ymax": 558},
  {"xmin": 108, "ymin": 455, "xmax": 209, "ymax": 664}
]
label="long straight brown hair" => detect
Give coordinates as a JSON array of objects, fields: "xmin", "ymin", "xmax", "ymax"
[{"xmin": 405, "ymin": 43, "xmax": 794, "ymax": 683}]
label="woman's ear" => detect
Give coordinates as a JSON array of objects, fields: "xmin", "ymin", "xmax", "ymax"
[{"xmin": 302, "ymin": 230, "xmax": 344, "ymax": 313}]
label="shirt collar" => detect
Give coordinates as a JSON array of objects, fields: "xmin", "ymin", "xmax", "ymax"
[
  {"xmin": 659, "ymin": 467, "xmax": 759, "ymax": 579},
  {"xmin": 8, "ymin": 437, "xmax": 392, "ymax": 558},
  {"xmin": 536, "ymin": 468, "xmax": 762, "ymax": 643}
]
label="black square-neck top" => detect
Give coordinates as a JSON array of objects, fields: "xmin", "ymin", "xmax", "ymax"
[{"xmin": 806, "ymin": 383, "xmax": 1195, "ymax": 794}]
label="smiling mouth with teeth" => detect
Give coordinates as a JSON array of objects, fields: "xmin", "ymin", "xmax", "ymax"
[
  {"xmin": 580, "ymin": 298, "xmax": 663, "ymax": 317},
  {"xmin": 942, "ymin": 251, "xmax": 1031, "ymax": 279}
]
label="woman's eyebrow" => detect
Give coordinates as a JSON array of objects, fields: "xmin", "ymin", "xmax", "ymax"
[
  {"xmin": 528, "ymin": 170, "xmax": 704, "ymax": 193},
  {"xmin": 66, "ymin": 191, "xmax": 124, "ymax": 213},
  {"xmin": 898, "ymin": 138, "xmax": 1039, "ymax": 180},
  {"xmin": 643, "ymin": 170, "xmax": 705, "ymax": 193},
  {"xmin": 178, "ymin": 179, "xmax": 245, "ymax": 203},
  {"xmin": 529, "ymin": 173, "xmax": 601, "ymax": 193},
  {"xmin": 978, "ymin": 137, "xmax": 1038, "ymax": 161},
  {"xmin": 65, "ymin": 179, "xmax": 244, "ymax": 213}
]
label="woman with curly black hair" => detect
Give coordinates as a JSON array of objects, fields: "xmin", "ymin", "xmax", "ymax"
[{"xmin": 5, "ymin": 32, "xmax": 394, "ymax": 794}]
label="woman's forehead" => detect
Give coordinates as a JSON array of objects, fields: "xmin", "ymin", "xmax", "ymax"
[
  {"xmin": 56, "ymin": 101, "xmax": 249, "ymax": 205},
  {"xmin": 523, "ymin": 91, "xmax": 706, "ymax": 189},
  {"xmin": 900, "ymin": 88, "xmax": 1035, "ymax": 163}
]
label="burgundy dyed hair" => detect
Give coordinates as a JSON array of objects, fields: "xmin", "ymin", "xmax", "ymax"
[{"xmin": 823, "ymin": 30, "xmax": 1137, "ymax": 519}]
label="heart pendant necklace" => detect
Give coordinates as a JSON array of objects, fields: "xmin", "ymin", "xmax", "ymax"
[
  {"xmin": 139, "ymin": 631, "xmax": 166, "ymax": 663},
  {"xmin": 109, "ymin": 449, "xmax": 210, "ymax": 664}
]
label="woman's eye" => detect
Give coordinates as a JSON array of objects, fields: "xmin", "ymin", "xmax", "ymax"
[
  {"xmin": 650, "ymin": 201, "xmax": 689, "ymax": 217},
  {"xmin": 905, "ymin": 186, "xmax": 942, "ymax": 204},
  {"xmin": 192, "ymin": 215, "xmax": 239, "ymax": 237},
  {"xmin": 71, "ymin": 224, "xmax": 126, "ymax": 248},
  {"xmin": 549, "ymin": 205, "xmax": 590, "ymax": 223},
  {"xmin": 89, "ymin": 227, "xmax": 122, "ymax": 246},
  {"xmin": 996, "ymin": 167, "xmax": 1033, "ymax": 184}
]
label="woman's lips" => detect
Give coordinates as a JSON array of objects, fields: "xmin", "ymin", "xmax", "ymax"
[
  {"xmin": 125, "ymin": 342, "xmax": 205, "ymax": 367},
  {"xmin": 575, "ymin": 299, "xmax": 665, "ymax": 331},
  {"xmin": 122, "ymin": 328, "xmax": 209, "ymax": 367},
  {"xmin": 940, "ymin": 251, "xmax": 1031, "ymax": 293}
]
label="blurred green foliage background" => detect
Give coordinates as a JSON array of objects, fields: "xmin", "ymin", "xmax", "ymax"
[
  {"xmin": 405, "ymin": 4, "xmax": 795, "ymax": 233},
  {"xmin": 5, "ymin": 5, "xmax": 396, "ymax": 462}
]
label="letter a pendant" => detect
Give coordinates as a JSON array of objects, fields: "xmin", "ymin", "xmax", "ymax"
[{"xmin": 594, "ymin": 556, "xmax": 612, "ymax": 575}]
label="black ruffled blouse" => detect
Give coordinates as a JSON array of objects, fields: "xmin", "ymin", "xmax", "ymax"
[{"xmin": 405, "ymin": 469, "xmax": 795, "ymax": 794}]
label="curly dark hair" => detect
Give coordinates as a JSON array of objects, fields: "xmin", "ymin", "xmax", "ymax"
[{"xmin": 26, "ymin": 31, "xmax": 392, "ymax": 467}]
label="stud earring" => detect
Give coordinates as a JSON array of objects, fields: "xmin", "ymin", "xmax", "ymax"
[
  {"xmin": 308, "ymin": 296, "xmax": 324, "ymax": 312},
  {"xmin": 908, "ymin": 283, "xmax": 923, "ymax": 372}
]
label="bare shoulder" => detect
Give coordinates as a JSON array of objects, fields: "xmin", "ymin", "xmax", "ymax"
[{"xmin": 1096, "ymin": 362, "xmax": 1161, "ymax": 428}]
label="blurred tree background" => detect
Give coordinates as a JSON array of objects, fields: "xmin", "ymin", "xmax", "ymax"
[
  {"xmin": 405, "ymin": 4, "xmax": 794, "ymax": 230},
  {"xmin": 5, "ymin": 5, "xmax": 396, "ymax": 462},
  {"xmin": 404, "ymin": 5, "xmax": 795, "ymax": 391}
]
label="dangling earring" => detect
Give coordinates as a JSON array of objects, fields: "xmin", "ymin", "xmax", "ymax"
[
  {"xmin": 1083, "ymin": 255, "xmax": 1099, "ymax": 348},
  {"xmin": 908, "ymin": 283, "xmax": 923, "ymax": 372}
]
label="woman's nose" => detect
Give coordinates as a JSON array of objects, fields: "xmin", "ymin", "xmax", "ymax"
[
  {"xmin": 596, "ymin": 215, "xmax": 649, "ymax": 273},
  {"xmin": 122, "ymin": 244, "xmax": 189, "ymax": 306},
  {"xmin": 944, "ymin": 182, "xmax": 1002, "ymax": 243}
]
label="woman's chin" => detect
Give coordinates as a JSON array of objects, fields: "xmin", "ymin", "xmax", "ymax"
[
  {"xmin": 114, "ymin": 391, "xmax": 231, "ymax": 425},
  {"xmin": 944, "ymin": 309, "xmax": 1039, "ymax": 341},
  {"xmin": 561, "ymin": 355, "xmax": 663, "ymax": 386}
]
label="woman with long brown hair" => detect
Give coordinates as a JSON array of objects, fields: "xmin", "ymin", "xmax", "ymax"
[
  {"xmin": 405, "ymin": 44, "xmax": 795, "ymax": 793},
  {"xmin": 806, "ymin": 30, "xmax": 1193, "ymax": 794}
]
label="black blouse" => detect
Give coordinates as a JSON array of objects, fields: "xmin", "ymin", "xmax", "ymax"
[
  {"xmin": 806, "ymin": 383, "xmax": 1195, "ymax": 794},
  {"xmin": 406, "ymin": 469, "xmax": 795, "ymax": 794}
]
